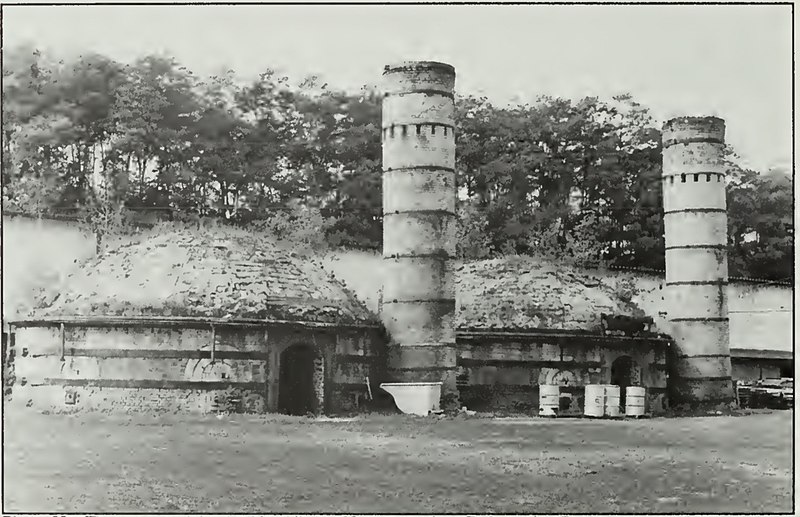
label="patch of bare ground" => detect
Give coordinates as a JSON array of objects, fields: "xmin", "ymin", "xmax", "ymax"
[{"xmin": 3, "ymin": 408, "xmax": 792, "ymax": 513}]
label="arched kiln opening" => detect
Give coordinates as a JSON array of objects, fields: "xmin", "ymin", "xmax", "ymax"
[
  {"xmin": 611, "ymin": 355, "xmax": 638, "ymax": 409},
  {"xmin": 278, "ymin": 343, "xmax": 322, "ymax": 415}
]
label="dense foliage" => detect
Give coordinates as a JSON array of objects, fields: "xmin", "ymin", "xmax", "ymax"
[{"xmin": 2, "ymin": 47, "xmax": 793, "ymax": 281}]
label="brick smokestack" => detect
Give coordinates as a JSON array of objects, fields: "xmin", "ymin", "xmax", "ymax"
[
  {"xmin": 661, "ymin": 116, "xmax": 734, "ymax": 406},
  {"xmin": 380, "ymin": 61, "xmax": 459, "ymax": 410}
]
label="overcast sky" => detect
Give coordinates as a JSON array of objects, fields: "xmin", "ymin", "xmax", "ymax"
[{"xmin": 3, "ymin": 2, "xmax": 793, "ymax": 172}]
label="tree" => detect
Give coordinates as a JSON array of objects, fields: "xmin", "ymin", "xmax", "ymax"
[
  {"xmin": 232, "ymin": 71, "xmax": 318, "ymax": 220},
  {"xmin": 82, "ymin": 182, "xmax": 130, "ymax": 254},
  {"xmin": 454, "ymin": 93, "xmax": 664, "ymax": 267},
  {"xmin": 319, "ymin": 88, "xmax": 382, "ymax": 248},
  {"xmin": 110, "ymin": 55, "xmax": 201, "ymax": 211},
  {"xmin": 727, "ymin": 167, "xmax": 793, "ymax": 281},
  {"xmin": 3, "ymin": 47, "xmax": 791, "ymax": 281},
  {"xmin": 524, "ymin": 211, "xmax": 608, "ymax": 268},
  {"xmin": 4, "ymin": 47, "xmax": 129, "ymax": 213}
]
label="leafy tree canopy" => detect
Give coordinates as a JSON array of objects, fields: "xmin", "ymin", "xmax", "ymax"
[{"xmin": 2, "ymin": 47, "xmax": 792, "ymax": 282}]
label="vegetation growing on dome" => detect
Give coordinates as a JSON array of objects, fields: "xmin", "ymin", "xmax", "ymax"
[
  {"xmin": 456, "ymin": 256, "xmax": 646, "ymax": 332},
  {"xmin": 30, "ymin": 224, "xmax": 376, "ymax": 325}
]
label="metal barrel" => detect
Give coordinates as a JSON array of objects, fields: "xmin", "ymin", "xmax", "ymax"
[
  {"xmin": 539, "ymin": 384, "xmax": 560, "ymax": 416},
  {"xmin": 604, "ymin": 385, "xmax": 621, "ymax": 417},
  {"xmin": 625, "ymin": 386, "xmax": 646, "ymax": 417},
  {"xmin": 584, "ymin": 384, "xmax": 605, "ymax": 417}
]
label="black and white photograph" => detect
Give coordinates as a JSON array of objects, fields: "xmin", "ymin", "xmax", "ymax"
[{"xmin": 0, "ymin": 1, "xmax": 794, "ymax": 514}]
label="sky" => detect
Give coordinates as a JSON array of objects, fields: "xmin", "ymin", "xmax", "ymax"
[{"xmin": 3, "ymin": 2, "xmax": 793, "ymax": 172}]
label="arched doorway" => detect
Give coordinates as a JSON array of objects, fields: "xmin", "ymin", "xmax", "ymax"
[
  {"xmin": 278, "ymin": 344, "xmax": 318, "ymax": 416},
  {"xmin": 549, "ymin": 369, "xmax": 579, "ymax": 412},
  {"xmin": 611, "ymin": 355, "xmax": 636, "ymax": 410}
]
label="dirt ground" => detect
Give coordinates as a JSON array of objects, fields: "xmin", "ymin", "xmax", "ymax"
[{"xmin": 2, "ymin": 409, "xmax": 793, "ymax": 513}]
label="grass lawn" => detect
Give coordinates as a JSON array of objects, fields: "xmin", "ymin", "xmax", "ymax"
[{"xmin": 2, "ymin": 409, "xmax": 793, "ymax": 513}]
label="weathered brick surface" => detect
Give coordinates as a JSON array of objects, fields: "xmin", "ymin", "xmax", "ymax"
[
  {"xmin": 464, "ymin": 365, "xmax": 535, "ymax": 386},
  {"xmin": 383, "ymin": 169, "xmax": 456, "ymax": 214},
  {"xmin": 215, "ymin": 328, "xmax": 268, "ymax": 351},
  {"xmin": 6, "ymin": 216, "xmax": 790, "ymax": 354},
  {"xmin": 459, "ymin": 385, "xmax": 537, "ymax": 412},
  {"xmin": 457, "ymin": 259, "xmax": 648, "ymax": 332},
  {"xmin": 11, "ymin": 323, "xmax": 383, "ymax": 415},
  {"xmin": 312, "ymin": 353, "xmax": 325, "ymax": 412},
  {"xmin": 460, "ymin": 385, "xmax": 668, "ymax": 415},
  {"xmin": 319, "ymin": 249, "xmax": 792, "ymax": 362},
  {"xmin": 662, "ymin": 116, "xmax": 733, "ymax": 404},
  {"xmin": 334, "ymin": 361, "xmax": 371, "ymax": 385},
  {"xmin": 335, "ymin": 331, "xmax": 377, "ymax": 356},
  {"xmin": 58, "ymin": 327, "xmax": 217, "ymax": 352},
  {"xmin": 8, "ymin": 385, "xmax": 265, "ymax": 414},
  {"xmin": 381, "ymin": 61, "xmax": 459, "ymax": 411},
  {"xmin": 29, "ymin": 226, "xmax": 377, "ymax": 325},
  {"xmin": 456, "ymin": 337, "xmax": 668, "ymax": 414}
]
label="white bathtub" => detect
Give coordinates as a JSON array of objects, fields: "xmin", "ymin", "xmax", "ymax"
[{"xmin": 380, "ymin": 382, "xmax": 442, "ymax": 416}]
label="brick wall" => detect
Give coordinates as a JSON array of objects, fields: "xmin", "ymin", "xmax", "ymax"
[
  {"xmin": 330, "ymin": 328, "xmax": 386, "ymax": 413},
  {"xmin": 8, "ymin": 322, "xmax": 384, "ymax": 415},
  {"xmin": 456, "ymin": 334, "xmax": 669, "ymax": 414}
]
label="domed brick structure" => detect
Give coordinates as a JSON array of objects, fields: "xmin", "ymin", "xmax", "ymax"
[
  {"xmin": 9, "ymin": 226, "xmax": 384, "ymax": 415},
  {"xmin": 453, "ymin": 256, "xmax": 671, "ymax": 414}
]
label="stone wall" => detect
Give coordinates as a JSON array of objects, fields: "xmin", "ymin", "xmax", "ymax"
[
  {"xmin": 456, "ymin": 332, "xmax": 669, "ymax": 414},
  {"xmin": 8, "ymin": 322, "xmax": 384, "ymax": 415}
]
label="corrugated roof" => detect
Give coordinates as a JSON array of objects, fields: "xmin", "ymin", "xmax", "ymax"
[{"xmin": 30, "ymin": 226, "xmax": 377, "ymax": 326}]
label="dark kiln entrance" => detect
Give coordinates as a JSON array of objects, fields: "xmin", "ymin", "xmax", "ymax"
[
  {"xmin": 278, "ymin": 344, "xmax": 317, "ymax": 415},
  {"xmin": 611, "ymin": 355, "xmax": 635, "ymax": 409}
]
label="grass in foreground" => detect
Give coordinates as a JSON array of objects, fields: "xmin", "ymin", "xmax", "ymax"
[{"xmin": 2, "ymin": 409, "xmax": 793, "ymax": 513}]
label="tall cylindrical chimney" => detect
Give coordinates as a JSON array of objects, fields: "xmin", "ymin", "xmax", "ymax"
[
  {"xmin": 661, "ymin": 116, "xmax": 734, "ymax": 405},
  {"xmin": 381, "ymin": 61, "xmax": 458, "ymax": 410}
]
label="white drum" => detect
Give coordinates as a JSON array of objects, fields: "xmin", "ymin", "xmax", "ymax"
[
  {"xmin": 604, "ymin": 385, "xmax": 621, "ymax": 417},
  {"xmin": 539, "ymin": 384, "xmax": 560, "ymax": 416},
  {"xmin": 584, "ymin": 385, "xmax": 605, "ymax": 417},
  {"xmin": 625, "ymin": 386, "xmax": 646, "ymax": 417}
]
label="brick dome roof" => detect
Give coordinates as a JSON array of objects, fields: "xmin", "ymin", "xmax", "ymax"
[
  {"xmin": 455, "ymin": 256, "xmax": 648, "ymax": 332},
  {"xmin": 32, "ymin": 225, "xmax": 377, "ymax": 325}
]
